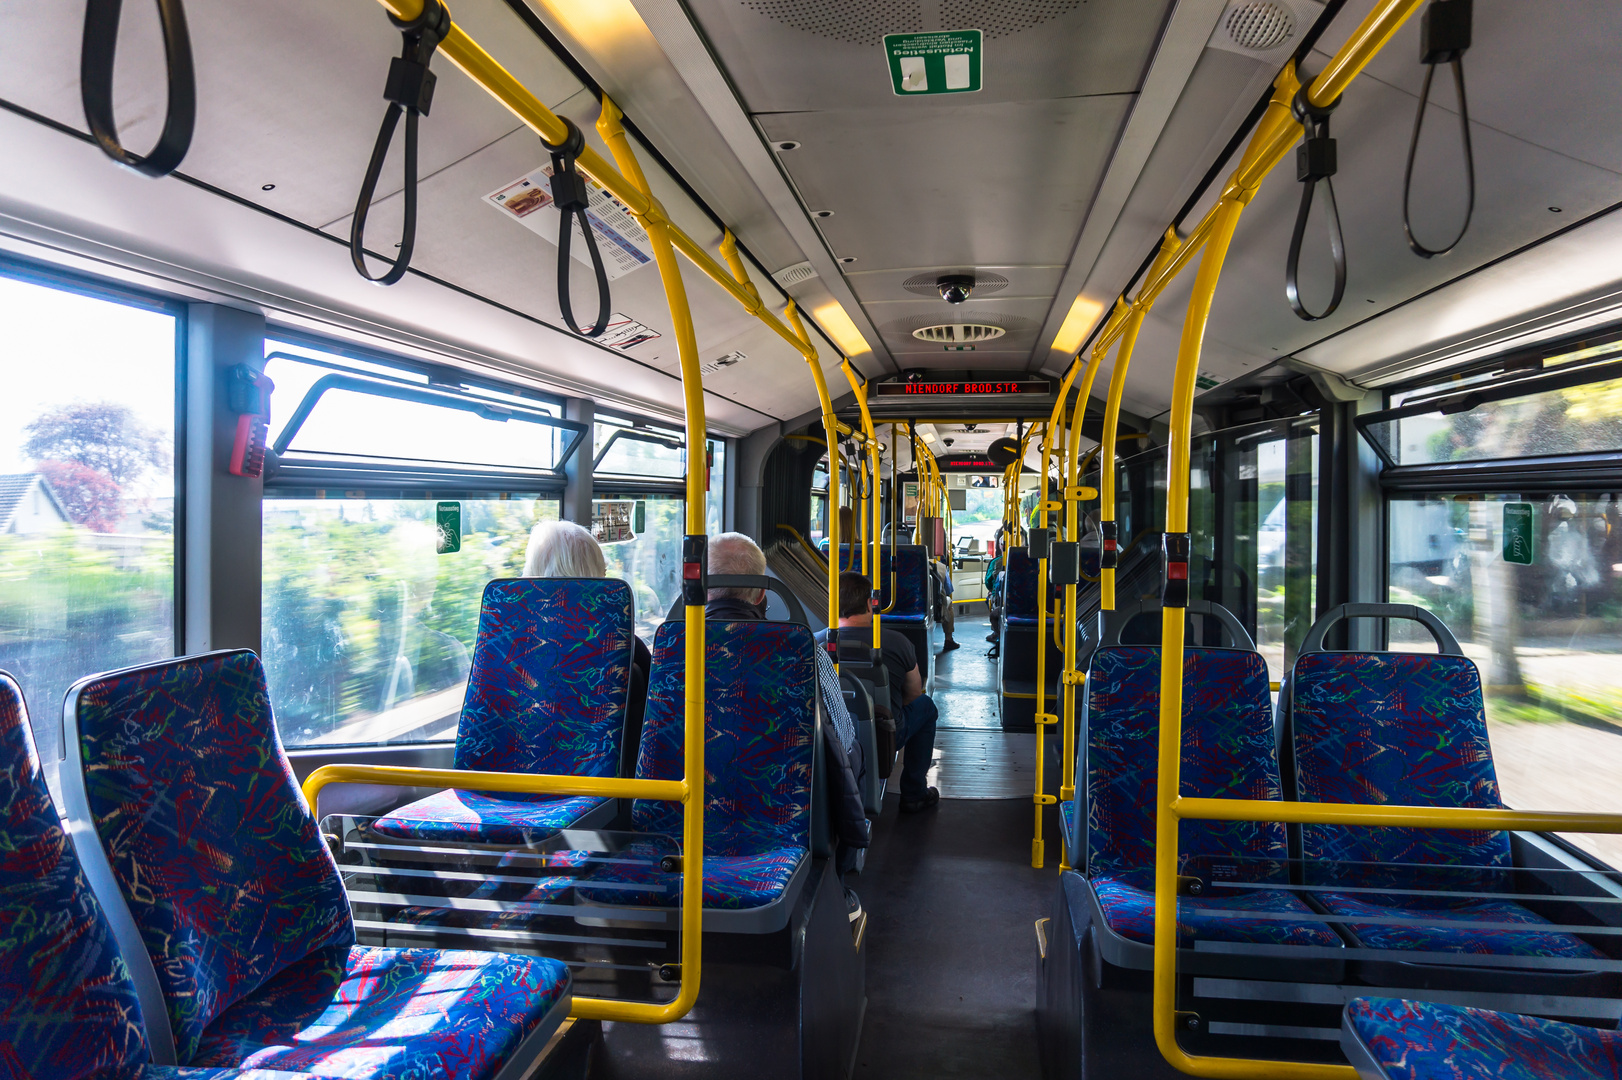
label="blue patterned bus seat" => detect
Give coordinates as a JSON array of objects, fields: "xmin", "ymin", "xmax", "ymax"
[
  {"xmin": 1345, "ymin": 997, "xmax": 1622, "ymax": 1080},
  {"xmin": 1293, "ymin": 651, "xmax": 1603, "ymax": 960},
  {"xmin": 578, "ymin": 621, "xmax": 814, "ymax": 910},
  {"xmin": 1085, "ymin": 646, "xmax": 1338, "ymax": 948},
  {"xmin": 373, "ymin": 578, "xmax": 634, "ymax": 845},
  {"xmin": 69, "ymin": 651, "xmax": 572, "ymax": 1080}
]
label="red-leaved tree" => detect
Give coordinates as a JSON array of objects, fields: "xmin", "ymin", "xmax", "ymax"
[{"xmin": 35, "ymin": 460, "xmax": 122, "ymax": 532}]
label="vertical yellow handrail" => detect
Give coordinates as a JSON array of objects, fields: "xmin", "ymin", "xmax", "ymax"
[
  {"xmin": 1099, "ymin": 229, "xmax": 1182, "ymax": 613},
  {"xmin": 841, "ymin": 363, "xmax": 885, "ymax": 651},
  {"xmin": 1142, "ymin": 0, "xmax": 1434, "ymax": 1069},
  {"xmin": 1030, "ymin": 356, "xmax": 1085, "ymax": 867},
  {"xmin": 781, "ymin": 302, "xmax": 841, "ymax": 631},
  {"xmin": 598, "ymin": 97, "xmax": 708, "ymax": 1025}
]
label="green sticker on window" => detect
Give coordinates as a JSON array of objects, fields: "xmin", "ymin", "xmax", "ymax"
[
  {"xmin": 884, "ymin": 30, "xmax": 982, "ymax": 95},
  {"xmin": 1503, "ymin": 502, "xmax": 1533, "ymax": 565},
  {"xmin": 436, "ymin": 501, "xmax": 461, "ymax": 554}
]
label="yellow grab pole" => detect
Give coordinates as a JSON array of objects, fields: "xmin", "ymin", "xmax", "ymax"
[
  {"xmin": 1146, "ymin": 2, "xmax": 1431, "ymax": 1064},
  {"xmin": 1031, "ymin": 359, "xmax": 1084, "ymax": 867},
  {"xmin": 782, "ymin": 302, "xmax": 840, "ymax": 630},
  {"xmin": 1058, "ymin": 349, "xmax": 1107, "ymax": 827},
  {"xmin": 842, "ymin": 361, "xmax": 885, "ymax": 651},
  {"xmin": 1100, "ymin": 229, "xmax": 1181, "ymax": 611},
  {"xmin": 597, "ymin": 98, "xmax": 708, "ymax": 1025}
]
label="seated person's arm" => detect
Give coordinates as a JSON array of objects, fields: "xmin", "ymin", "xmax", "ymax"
[{"xmin": 902, "ymin": 664, "xmax": 924, "ymax": 704}]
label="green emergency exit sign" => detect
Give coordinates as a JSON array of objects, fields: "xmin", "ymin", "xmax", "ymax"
[
  {"xmin": 1503, "ymin": 502, "xmax": 1533, "ymax": 565},
  {"xmin": 884, "ymin": 30, "xmax": 982, "ymax": 95},
  {"xmin": 436, "ymin": 501, "xmax": 461, "ymax": 554}
]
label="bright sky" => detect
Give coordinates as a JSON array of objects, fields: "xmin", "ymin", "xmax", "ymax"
[{"xmin": 0, "ymin": 275, "xmax": 176, "ymax": 498}]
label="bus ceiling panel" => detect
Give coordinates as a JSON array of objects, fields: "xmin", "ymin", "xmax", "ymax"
[
  {"xmin": 842, "ymin": 264, "xmax": 1066, "ymax": 305},
  {"xmin": 0, "ymin": 109, "xmax": 768, "ymax": 436},
  {"xmin": 756, "ymin": 97, "xmax": 1133, "ymax": 273},
  {"xmin": 0, "ymin": 0, "xmax": 586, "ymax": 230},
  {"xmin": 1313, "ymin": 0, "xmax": 1622, "ymax": 176},
  {"xmin": 681, "ymin": 0, "xmax": 1175, "ymax": 113},
  {"xmin": 1130, "ymin": 42, "xmax": 1622, "ymax": 392}
]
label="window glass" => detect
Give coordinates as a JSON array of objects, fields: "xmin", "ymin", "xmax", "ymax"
[
  {"xmin": 595, "ymin": 420, "xmax": 684, "ymax": 478},
  {"xmin": 0, "ymin": 274, "xmax": 176, "ymax": 770},
  {"xmin": 957, "ymin": 478, "xmax": 1003, "ymax": 525},
  {"xmin": 598, "ymin": 495, "xmax": 684, "ymax": 640},
  {"xmin": 264, "ymin": 345, "xmax": 571, "ymax": 473},
  {"xmin": 263, "ymin": 496, "xmax": 559, "ymax": 747},
  {"xmin": 1389, "ymin": 492, "xmax": 1622, "ymax": 866},
  {"xmin": 1369, "ymin": 344, "xmax": 1622, "ymax": 466}
]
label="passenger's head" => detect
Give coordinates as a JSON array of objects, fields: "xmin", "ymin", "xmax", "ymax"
[
  {"xmin": 524, "ymin": 519, "xmax": 606, "ymax": 578},
  {"xmin": 837, "ymin": 506, "xmax": 856, "ymax": 540},
  {"xmin": 708, "ymin": 532, "xmax": 767, "ymax": 603},
  {"xmin": 839, "ymin": 571, "xmax": 873, "ymax": 619}
]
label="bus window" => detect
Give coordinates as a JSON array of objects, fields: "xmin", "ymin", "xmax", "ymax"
[
  {"xmin": 262, "ymin": 495, "xmax": 560, "ymax": 748},
  {"xmin": 1390, "ymin": 492, "xmax": 1622, "ymax": 866},
  {"xmin": 0, "ymin": 271, "xmax": 176, "ymax": 776},
  {"xmin": 597, "ymin": 494, "xmax": 684, "ymax": 641}
]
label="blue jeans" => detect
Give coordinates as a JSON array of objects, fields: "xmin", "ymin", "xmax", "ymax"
[{"xmin": 895, "ymin": 694, "xmax": 939, "ymax": 801}]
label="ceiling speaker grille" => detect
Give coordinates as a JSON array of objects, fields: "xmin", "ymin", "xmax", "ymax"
[
  {"xmin": 912, "ymin": 324, "xmax": 1008, "ymax": 344},
  {"xmin": 901, "ymin": 271, "xmax": 1009, "ymax": 297},
  {"xmin": 771, "ymin": 261, "xmax": 817, "ymax": 288},
  {"xmin": 739, "ymin": 0, "xmax": 922, "ymax": 44},
  {"xmin": 938, "ymin": 0, "xmax": 1088, "ymax": 40},
  {"xmin": 1223, "ymin": 1, "xmax": 1295, "ymax": 51}
]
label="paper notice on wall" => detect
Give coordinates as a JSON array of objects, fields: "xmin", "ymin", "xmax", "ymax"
[
  {"xmin": 484, "ymin": 166, "xmax": 654, "ymax": 281},
  {"xmin": 596, "ymin": 314, "xmax": 660, "ymax": 350}
]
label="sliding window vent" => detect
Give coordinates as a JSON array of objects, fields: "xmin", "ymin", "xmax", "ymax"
[{"xmin": 912, "ymin": 324, "xmax": 1007, "ymax": 344}]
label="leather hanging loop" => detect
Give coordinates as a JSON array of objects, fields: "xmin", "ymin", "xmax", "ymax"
[
  {"xmin": 350, "ymin": 0, "xmax": 451, "ymax": 286},
  {"xmin": 543, "ymin": 117, "xmax": 613, "ymax": 338},
  {"xmin": 1284, "ymin": 85, "xmax": 1346, "ymax": 322},
  {"xmin": 81, "ymin": 0, "xmax": 196, "ymax": 177},
  {"xmin": 1404, "ymin": 0, "xmax": 1475, "ymax": 259}
]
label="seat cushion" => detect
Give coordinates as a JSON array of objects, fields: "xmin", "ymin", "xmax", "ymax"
[
  {"xmin": 102, "ymin": 1068, "xmax": 319, "ymax": 1079},
  {"xmin": 1319, "ymin": 893, "xmax": 1605, "ymax": 959},
  {"xmin": 1091, "ymin": 873, "xmax": 1339, "ymax": 948},
  {"xmin": 452, "ymin": 578, "xmax": 633, "ymax": 779},
  {"xmin": 370, "ymin": 790, "xmax": 607, "ymax": 845},
  {"xmin": 190, "ymin": 944, "xmax": 569, "ymax": 1080},
  {"xmin": 1345, "ymin": 997, "xmax": 1622, "ymax": 1080},
  {"xmin": 577, "ymin": 844, "xmax": 805, "ymax": 911},
  {"xmin": 0, "ymin": 672, "xmax": 150, "ymax": 1080}
]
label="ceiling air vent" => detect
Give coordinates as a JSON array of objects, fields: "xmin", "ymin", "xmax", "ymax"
[
  {"xmin": 772, "ymin": 261, "xmax": 817, "ymax": 289},
  {"xmin": 1208, "ymin": 0, "xmax": 1320, "ymax": 60},
  {"xmin": 912, "ymin": 324, "xmax": 1007, "ymax": 344}
]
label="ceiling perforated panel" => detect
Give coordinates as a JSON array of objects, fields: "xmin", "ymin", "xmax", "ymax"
[
  {"xmin": 738, "ymin": 0, "xmax": 921, "ymax": 45},
  {"xmin": 938, "ymin": 0, "xmax": 1089, "ymax": 40},
  {"xmin": 901, "ymin": 271, "xmax": 1010, "ymax": 296}
]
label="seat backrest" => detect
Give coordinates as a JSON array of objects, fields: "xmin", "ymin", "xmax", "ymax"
[
  {"xmin": 0, "ymin": 672, "xmax": 153, "ymax": 1078},
  {"xmin": 454, "ymin": 577, "xmax": 633, "ymax": 778},
  {"xmin": 633, "ymin": 621, "xmax": 816, "ymax": 857},
  {"xmin": 840, "ymin": 544, "xmax": 930, "ymax": 619},
  {"xmin": 63, "ymin": 651, "xmax": 355, "ymax": 1064},
  {"xmin": 1003, "ymin": 546, "xmax": 1060, "ymax": 621},
  {"xmin": 1291, "ymin": 650, "xmax": 1508, "ymax": 870},
  {"xmin": 1085, "ymin": 646, "xmax": 1285, "ymax": 882}
]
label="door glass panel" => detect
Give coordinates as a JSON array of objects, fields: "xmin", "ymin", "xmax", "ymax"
[
  {"xmin": 599, "ymin": 495, "xmax": 685, "ymax": 641},
  {"xmin": 1389, "ymin": 491, "xmax": 1622, "ymax": 866},
  {"xmin": 0, "ymin": 274, "xmax": 176, "ymax": 773},
  {"xmin": 262, "ymin": 496, "xmax": 559, "ymax": 747}
]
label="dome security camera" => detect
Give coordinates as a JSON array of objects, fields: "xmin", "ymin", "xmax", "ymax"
[
  {"xmin": 937, "ymin": 274, "xmax": 975, "ymax": 304},
  {"xmin": 943, "ymin": 437, "xmax": 955, "ymax": 447}
]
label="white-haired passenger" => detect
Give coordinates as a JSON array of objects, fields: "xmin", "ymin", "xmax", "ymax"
[{"xmin": 523, "ymin": 519, "xmax": 650, "ymax": 769}]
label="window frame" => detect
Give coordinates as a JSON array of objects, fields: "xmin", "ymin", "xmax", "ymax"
[{"xmin": 0, "ymin": 253, "xmax": 188, "ymax": 654}]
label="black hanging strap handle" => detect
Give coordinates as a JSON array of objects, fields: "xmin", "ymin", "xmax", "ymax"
[
  {"xmin": 350, "ymin": 0, "xmax": 451, "ymax": 286},
  {"xmin": 81, "ymin": 0, "xmax": 196, "ymax": 177},
  {"xmin": 1404, "ymin": 0, "xmax": 1475, "ymax": 259},
  {"xmin": 543, "ymin": 118, "xmax": 614, "ymax": 338},
  {"xmin": 1284, "ymin": 85, "xmax": 1346, "ymax": 322}
]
